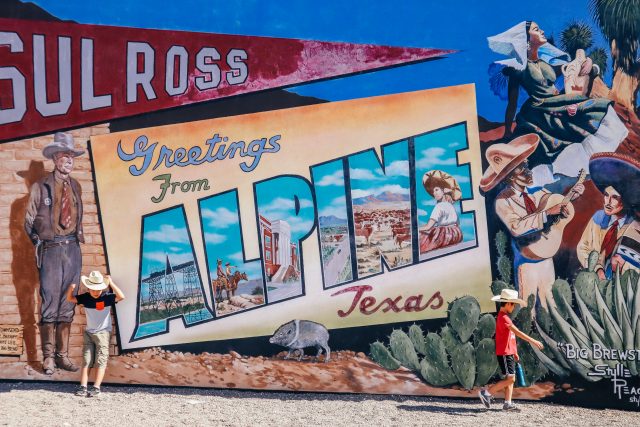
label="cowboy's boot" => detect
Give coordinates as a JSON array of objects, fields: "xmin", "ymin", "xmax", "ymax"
[
  {"xmin": 55, "ymin": 322, "xmax": 79, "ymax": 372},
  {"xmin": 40, "ymin": 322, "xmax": 56, "ymax": 375}
]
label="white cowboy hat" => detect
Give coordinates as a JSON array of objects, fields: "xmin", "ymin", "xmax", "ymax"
[
  {"xmin": 80, "ymin": 271, "xmax": 110, "ymax": 291},
  {"xmin": 491, "ymin": 288, "xmax": 526, "ymax": 306},
  {"xmin": 480, "ymin": 133, "xmax": 540, "ymax": 192},
  {"xmin": 42, "ymin": 132, "xmax": 85, "ymax": 159}
]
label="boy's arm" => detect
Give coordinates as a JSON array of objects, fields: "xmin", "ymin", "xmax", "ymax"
[
  {"xmin": 66, "ymin": 284, "xmax": 78, "ymax": 304},
  {"xmin": 106, "ymin": 275, "xmax": 126, "ymax": 302},
  {"xmin": 509, "ymin": 323, "xmax": 544, "ymax": 350}
]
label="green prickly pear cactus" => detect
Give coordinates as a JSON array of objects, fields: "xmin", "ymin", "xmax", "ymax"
[
  {"xmin": 495, "ymin": 230, "xmax": 512, "ymax": 284},
  {"xmin": 440, "ymin": 325, "xmax": 461, "ymax": 354},
  {"xmin": 389, "ymin": 329, "xmax": 421, "ymax": 371},
  {"xmin": 574, "ymin": 251, "xmax": 601, "ymax": 318},
  {"xmin": 421, "ymin": 333, "xmax": 457, "ymax": 386},
  {"xmin": 475, "ymin": 338, "xmax": 498, "ymax": 386},
  {"xmin": 475, "ymin": 314, "xmax": 496, "ymax": 343},
  {"xmin": 552, "ymin": 279, "xmax": 573, "ymax": 319},
  {"xmin": 369, "ymin": 341, "xmax": 401, "ymax": 370},
  {"xmin": 450, "ymin": 342, "xmax": 476, "ymax": 390},
  {"xmin": 448, "ymin": 296, "xmax": 481, "ymax": 343},
  {"xmin": 408, "ymin": 324, "xmax": 427, "ymax": 356},
  {"xmin": 514, "ymin": 294, "xmax": 535, "ymax": 335}
]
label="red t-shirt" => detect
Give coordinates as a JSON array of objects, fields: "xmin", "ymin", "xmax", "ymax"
[{"xmin": 495, "ymin": 310, "xmax": 517, "ymax": 356}]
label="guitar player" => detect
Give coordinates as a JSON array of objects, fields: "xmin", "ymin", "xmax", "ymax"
[{"xmin": 480, "ymin": 134, "xmax": 584, "ymax": 309}]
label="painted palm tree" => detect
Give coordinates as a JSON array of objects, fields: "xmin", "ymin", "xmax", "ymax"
[
  {"xmin": 590, "ymin": 0, "xmax": 640, "ymax": 112},
  {"xmin": 560, "ymin": 21, "xmax": 594, "ymax": 58},
  {"xmin": 588, "ymin": 47, "xmax": 608, "ymax": 77}
]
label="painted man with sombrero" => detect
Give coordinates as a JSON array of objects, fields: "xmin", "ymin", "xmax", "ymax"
[
  {"xmin": 586, "ymin": 152, "xmax": 640, "ymax": 276},
  {"xmin": 480, "ymin": 133, "xmax": 584, "ymax": 308},
  {"xmin": 24, "ymin": 132, "xmax": 85, "ymax": 375},
  {"xmin": 419, "ymin": 170, "xmax": 463, "ymax": 254}
]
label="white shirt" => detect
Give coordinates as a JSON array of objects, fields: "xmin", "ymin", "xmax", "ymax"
[{"xmin": 429, "ymin": 202, "xmax": 459, "ymax": 226}]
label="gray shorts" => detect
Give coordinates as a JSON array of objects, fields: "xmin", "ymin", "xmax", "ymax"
[{"xmin": 83, "ymin": 330, "xmax": 110, "ymax": 369}]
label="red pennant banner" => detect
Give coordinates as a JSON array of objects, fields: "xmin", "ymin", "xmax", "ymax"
[{"xmin": 0, "ymin": 18, "xmax": 453, "ymax": 142}]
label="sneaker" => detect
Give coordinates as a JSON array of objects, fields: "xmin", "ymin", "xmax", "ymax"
[
  {"xmin": 87, "ymin": 386, "xmax": 101, "ymax": 397},
  {"xmin": 503, "ymin": 402, "xmax": 520, "ymax": 411},
  {"xmin": 478, "ymin": 389, "xmax": 492, "ymax": 408},
  {"xmin": 74, "ymin": 385, "xmax": 87, "ymax": 397}
]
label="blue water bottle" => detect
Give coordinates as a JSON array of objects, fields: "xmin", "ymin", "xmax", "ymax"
[{"xmin": 515, "ymin": 362, "xmax": 527, "ymax": 387}]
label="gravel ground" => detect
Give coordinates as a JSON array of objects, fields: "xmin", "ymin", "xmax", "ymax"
[{"xmin": 1, "ymin": 382, "xmax": 639, "ymax": 426}]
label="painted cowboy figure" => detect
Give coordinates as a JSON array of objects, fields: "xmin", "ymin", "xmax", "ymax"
[
  {"xmin": 225, "ymin": 262, "xmax": 236, "ymax": 277},
  {"xmin": 24, "ymin": 132, "xmax": 84, "ymax": 375},
  {"xmin": 480, "ymin": 133, "xmax": 584, "ymax": 308},
  {"xmin": 216, "ymin": 259, "xmax": 228, "ymax": 286},
  {"xmin": 587, "ymin": 152, "xmax": 640, "ymax": 276}
]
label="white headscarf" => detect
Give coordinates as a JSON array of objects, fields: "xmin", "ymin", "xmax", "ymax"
[{"xmin": 487, "ymin": 21, "xmax": 570, "ymax": 71}]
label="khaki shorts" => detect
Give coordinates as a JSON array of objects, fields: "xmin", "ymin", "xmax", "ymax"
[{"xmin": 83, "ymin": 330, "xmax": 110, "ymax": 369}]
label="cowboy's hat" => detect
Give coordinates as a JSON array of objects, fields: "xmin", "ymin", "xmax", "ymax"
[
  {"xmin": 590, "ymin": 152, "xmax": 640, "ymax": 210},
  {"xmin": 80, "ymin": 271, "xmax": 110, "ymax": 291},
  {"xmin": 480, "ymin": 134, "xmax": 540, "ymax": 192},
  {"xmin": 42, "ymin": 132, "xmax": 85, "ymax": 159},
  {"xmin": 225, "ymin": 262, "xmax": 231, "ymax": 266},
  {"xmin": 422, "ymin": 170, "xmax": 462, "ymax": 201},
  {"xmin": 491, "ymin": 288, "xmax": 526, "ymax": 306}
]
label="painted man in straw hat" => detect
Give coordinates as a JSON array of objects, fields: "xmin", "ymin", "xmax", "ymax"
[
  {"xmin": 585, "ymin": 152, "xmax": 640, "ymax": 277},
  {"xmin": 480, "ymin": 134, "xmax": 584, "ymax": 308},
  {"xmin": 24, "ymin": 132, "xmax": 85, "ymax": 374}
]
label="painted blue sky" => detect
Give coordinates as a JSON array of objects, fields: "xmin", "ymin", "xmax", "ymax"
[
  {"xmin": 414, "ymin": 124, "xmax": 476, "ymax": 240},
  {"xmin": 141, "ymin": 207, "xmax": 198, "ymax": 277},
  {"xmin": 31, "ymin": 0, "xmax": 611, "ymax": 121},
  {"xmin": 312, "ymin": 161, "xmax": 349, "ymax": 220},
  {"xmin": 255, "ymin": 176, "xmax": 317, "ymax": 244},
  {"xmin": 199, "ymin": 191, "xmax": 264, "ymax": 281},
  {"xmin": 349, "ymin": 142, "xmax": 410, "ymax": 199}
]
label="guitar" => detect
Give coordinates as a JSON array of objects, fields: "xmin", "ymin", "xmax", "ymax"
[{"xmin": 520, "ymin": 169, "xmax": 587, "ymax": 260}]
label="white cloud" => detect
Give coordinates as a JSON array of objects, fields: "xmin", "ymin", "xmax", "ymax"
[
  {"xmin": 417, "ymin": 208, "xmax": 428, "ymax": 217},
  {"xmin": 229, "ymin": 251, "xmax": 244, "ymax": 262},
  {"xmin": 385, "ymin": 160, "xmax": 409, "ymax": 177},
  {"xmin": 318, "ymin": 196, "xmax": 348, "ymax": 218},
  {"xmin": 261, "ymin": 197, "xmax": 314, "ymax": 215},
  {"xmin": 448, "ymin": 142, "xmax": 460, "ymax": 148},
  {"xmin": 352, "ymin": 184, "xmax": 410, "ymax": 199},
  {"xmin": 416, "ymin": 147, "xmax": 457, "ymax": 169},
  {"xmin": 350, "ymin": 168, "xmax": 380, "ymax": 180},
  {"xmin": 316, "ymin": 169, "xmax": 344, "ymax": 186},
  {"xmin": 144, "ymin": 251, "xmax": 194, "ymax": 265},
  {"xmin": 452, "ymin": 174, "xmax": 470, "ymax": 184},
  {"xmin": 201, "ymin": 207, "xmax": 239, "ymax": 228},
  {"xmin": 288, "ymin": 216, "xmax": 315, "ymax": 233},
  {"xmin": 144, "ymin": 224, "xmax": 189, "ymax": 244},
  {"xmin": 204, "ymin": 232, "xmax": 227, "ymax": 244}
]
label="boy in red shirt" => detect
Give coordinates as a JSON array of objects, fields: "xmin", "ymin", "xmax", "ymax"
[{"xmin": 478, "ymin": 289, "xmax": 543, "ymax": 411}]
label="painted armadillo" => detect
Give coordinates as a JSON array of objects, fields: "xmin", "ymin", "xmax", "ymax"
[{"xmin": 269, "ymin": 319, "xmax": 331, "ymax": 362}]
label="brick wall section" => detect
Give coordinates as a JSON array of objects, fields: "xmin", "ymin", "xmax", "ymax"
[{"xmin": 0, "ymin": 124, "xmax": 120, "ymax": 367}]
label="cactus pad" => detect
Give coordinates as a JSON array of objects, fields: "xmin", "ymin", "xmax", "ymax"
[
  {"xmin": 475, "ymin": 314, "xmax": 496, "ymax": 342},
  {"xmin": 475, "ymin": 338, "xmax": 497, "ymax": 386},
  {"xmin": 450, "ymin": 342, "xmax": 476, "ymax": 390},
  {"xmin": 408, "ymin": 324, "xmax": 427, "ymax": 356},
  {"xmin": 389, "ymin": 329, "xmax": 421, "ymax": 371},
  {"xmin": 448, "ymin": 296, "xmax": 481, "ymax": 343},
  {"xmin": 369, "ymin": 342, "xmax": 401, "ymax": 370}
]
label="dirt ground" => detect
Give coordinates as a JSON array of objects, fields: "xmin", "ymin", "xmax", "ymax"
[{"xmin": 1, "ymin": 381, "xmax": 639, "ymax": 427}]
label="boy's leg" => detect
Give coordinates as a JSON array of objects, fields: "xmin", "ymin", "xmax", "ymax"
[
  {"xmin": 76, "ymin": 330, "xmax": 93, "ymax": 395},
  {"xmin": 94, "ymin": 367, "xmax": 107, "ymax": 388},
  {"xmin": 80, "ymin": 367, "xmax": 89, "ymax": 387},
  {"xmin": 88, "ymin": 331, "xmax": 110, "ymax": 397}
]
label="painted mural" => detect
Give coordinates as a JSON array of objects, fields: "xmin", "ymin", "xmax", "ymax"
[{"xmin": 2, "ymin": 0, "xmax": 640, "ymax": 411}]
